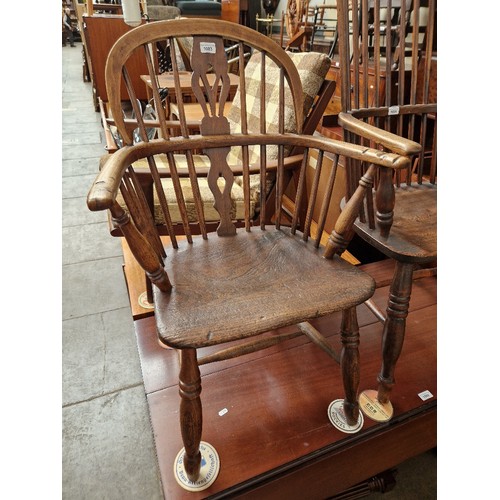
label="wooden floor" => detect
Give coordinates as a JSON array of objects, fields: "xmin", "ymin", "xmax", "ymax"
[{"xmin": 129, "ymin": 259, "xmax": 436, "ymax": 499}]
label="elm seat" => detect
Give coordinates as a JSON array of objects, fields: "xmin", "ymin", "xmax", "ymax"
[
  {"xmin": 155, "ymin": 228, "xmax": 375, "ymax": 348},
  {"xmin": 88, "ymin": 19, "xmax": 413, "ymax": 488}
]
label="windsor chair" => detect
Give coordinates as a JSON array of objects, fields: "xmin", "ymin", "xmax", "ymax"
[
  {"xmin": 87, "ymin": 18, "xmax": 413, "ymax": 490},
  {"xmin": 336, "ymin": 0, "xmax": 437, "ymax": 420}
]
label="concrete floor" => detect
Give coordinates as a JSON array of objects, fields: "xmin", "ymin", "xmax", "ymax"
[
  {"xmin": 62, "ymin": 43, "xmax": 164, "ymax": 499},
  {"xmin": 61, "ymin": 41, "xmax": 436, "ymax": 499}
]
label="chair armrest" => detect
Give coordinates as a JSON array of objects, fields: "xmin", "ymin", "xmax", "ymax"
[
  {"xmin": 338, "ymin": 112, "xmax": 422, "ymax": 157},
  {"xmin": 88, "ymin": 133, "xmax": 412, "ymax": 212},
  {"xmin": 87, "ymin": 140, "xmax": 299, "ymax": 211},
  {"xmin": 88, "ymin": 146, "xmax": 134, "ymax": 211}
]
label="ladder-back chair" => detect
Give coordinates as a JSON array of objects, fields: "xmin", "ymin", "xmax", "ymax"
[
  {"xmin": 87, "ymin": 19, "xmax": 413, "ymax": 490},
  {"xmin": 336, "ymin": 0, "xmax": 437, "ymax": 420}
]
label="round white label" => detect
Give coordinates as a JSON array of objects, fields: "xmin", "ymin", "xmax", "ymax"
[
  {"xmin": 174, "ymin": 441, "xmax": 220, "ymax": 492},
  {"xmin": 327, "ymin": 399, "xmax": 364, "ymax": 434}
]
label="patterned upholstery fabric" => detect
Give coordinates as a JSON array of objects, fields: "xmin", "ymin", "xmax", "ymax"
[
  {"xmin": 146, "ymin": 5, "xmax": 181, "ymax": 20},
  {"xmin": 129, "ymin": 154, "xmax": 254, "ymax": 224},
  {"xmin": 226, "ymin": 51, "xmax": 331, "ymax": 202},
  {"xmin": 157, "ymin": 177, "xmax": 251, "ymax": 223},
  {"xmin": 227, "ymin": 51, "xmax": 331, "ymax": 163},
  {"xmin": 173, "ymin": 37, "xmax": 193, "ymax": 72}
]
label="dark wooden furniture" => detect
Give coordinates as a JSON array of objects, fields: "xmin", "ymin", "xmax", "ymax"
[
  {"xmin": 336, "ymin": 0, "xmax": 437, "ymax": 418},
  {"xmin": 87, "ymin": 18, "xmax": 414, "ymax": 490},
  {"xmin": 309, "ymin": 3, "xmax": 339, "ymax": 53},
  {"xmin": 83, "ymin": 14, "xmax": 149, "ymax": 108},
  {"xmin": 175, "ymin": 0, "xmax": 222, "ymax": 18},
  {"xmin": 221, "ymin": 0, "xmax": 246, "ymax": 24}
]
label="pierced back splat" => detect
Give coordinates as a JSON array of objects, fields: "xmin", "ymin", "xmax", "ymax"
[{"xmin": 191, "ymin": 35, "xmax": 236, "ymax": 236}]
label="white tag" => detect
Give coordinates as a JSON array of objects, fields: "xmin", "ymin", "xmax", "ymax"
[
  {"xmin": 418, "ymin": 390, "xmax": 434, "ymax": 401},
  {"xmin": 388, "ymin": 105, "xmax": 400, "ymax": 116},
  {"xmin": 218, "ymin": 408, "xmax": 228, "ymax": 416},
  {"xmin": 200, "ymin": 42, "xmax": 216, "ymax": 54}
]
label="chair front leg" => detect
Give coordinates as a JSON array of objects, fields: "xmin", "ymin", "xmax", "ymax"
[
  {"xmin": 179, "ymin": 348, "xmax": 203, "ymax": 482},
  {"xmin": 377, "ymin": 261, "xmax": 413, "ymax": 404},
  {"xmin": 340, "ymin": 307, "xmax": 360, "ymax": 426}
]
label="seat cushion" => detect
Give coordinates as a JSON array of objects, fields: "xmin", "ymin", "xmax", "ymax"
[
  {"xmin": 147, "ymin": 5, "xmax": 181, "ymax": 20},
  {"xmin": 154, "ymin": 227, "xmax": 375, "ymax": 348},
  {"xmin": 129, "ymin": 154, "xmax": 255, "ymax": 224},
  {"xmin": 227, "ymin": 51, "xmax": 331, "ymax": 199},
  {"xmin": 156, "ymin": 176, "xmax": 253, "ymax": 223}
]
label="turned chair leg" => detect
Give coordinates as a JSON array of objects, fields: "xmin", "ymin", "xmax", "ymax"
[
  {"xmin": 377, "ymin": 261, "xmax": 413, "ymax": 404},
  {"xmin": 340, "ymin": 307, "xmax": 360, "ymax": 426},
  {"xmin": 179, "ymin": 348, "xmax": 203, "ymax": 482}
]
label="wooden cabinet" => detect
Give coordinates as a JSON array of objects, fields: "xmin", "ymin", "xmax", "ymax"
[
  {"xmin": 221, "ymin": 0, "xmax": 248, "ymax": 24},
  {"xmin": 83, "ymin": 14, "xmax": 150, "ymax": 107}
]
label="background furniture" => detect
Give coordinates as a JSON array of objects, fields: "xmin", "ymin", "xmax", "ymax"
[
  {"xmin": 221, "ymin": 0, "xmax": 249, "ymax": 24},
  {"xmin": 175, "ymin": 0, "xmax": 222, "ymax": 17},
  {"xmin": 87, "ymin": 18, "xmax": 414, "ymax": 490},
  {"xmin": 83, "ymin": 14, "xmax": 150, "ymax": 109},
  {"xmin": 77, "ymin": 1, "xmax": 180, "ymax": 109},
  {"xmin": 336, "ymin": 0, "xmax": 437, "ymax": 419},
  {"xmin": 145, "ymin": 0, "xmax": 182, "ymax": 20}
]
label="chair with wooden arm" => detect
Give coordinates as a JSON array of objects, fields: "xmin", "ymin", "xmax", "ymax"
[
  {"xmin": 336, "ymin": 0, "xmax": 437, "ymax": 419},
  {"xmin": 87, "ymin": 18, "xmax": 413, "ymax": 490},
  {"xmin": 99, "ymin": 32, "xmax": 335, "ymax": 313}
]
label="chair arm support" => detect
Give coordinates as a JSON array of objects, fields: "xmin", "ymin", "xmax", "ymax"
[
  {"xmin": 338, "ymin": 112, "xmax": 422, "ymax": 157},
  {"xmin": 324, "ymin": 164, "xmax": 377, "ymax": 259}
]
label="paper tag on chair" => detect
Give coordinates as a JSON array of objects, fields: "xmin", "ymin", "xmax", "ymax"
[
  {"xmin": 200, "ymin": 42, "xmax": 217, "ymax": 54},
  {"xmin": 388, "ymin": 105, "xmax": 400, "ymax": 116}
]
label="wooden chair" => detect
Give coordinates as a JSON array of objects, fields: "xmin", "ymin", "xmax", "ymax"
[
  {"xmin": 99, "ymin": 36, "xmax": 335, "ymax": 313},
  {"xmin": 336, "ymin": 0, "xmax": 437, "ymax": 419},
  {"xmin": 87, "ymin": 19, "xmax": 413, "ymax": 489},
  {"xmin": 309, "ymin": 2, "xmax": 339, "ymax": 56},
  {"xmin": 283, "ymin": 0, "xmax": 316, "ymax": 50}
]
